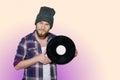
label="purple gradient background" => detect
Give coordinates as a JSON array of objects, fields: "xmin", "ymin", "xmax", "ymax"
[
  {"xmin": 0, "ymin": 0, "xmax": 101, "ymax": 80},
  {"xmin": 1, "ymin": 0, "xmax": 120, "ymax": 80},
  {"xmin": 0, "ymin": 26, "xmax": 98, "ymax": 80}
]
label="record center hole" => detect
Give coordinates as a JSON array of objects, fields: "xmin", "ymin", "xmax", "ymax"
[{"xmin": 56, "ymin": 45, "xmax": 66, "ymax": 55}]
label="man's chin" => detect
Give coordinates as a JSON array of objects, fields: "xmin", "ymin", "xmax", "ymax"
[
  {"xmin": 36, "ymin": 30, "xmax": 48, "ymax": 38},
  {"xmin": 38, "ymin": 33, "xmax": 48, "ymax": 38},
  {"xmin": 39, "ymin": 35, "xmax": 45, "ymax": 38}
]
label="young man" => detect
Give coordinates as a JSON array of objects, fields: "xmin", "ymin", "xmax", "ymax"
[{"xmin": 13, "ymin": 6, "xmax": 57, "ymax": 80}]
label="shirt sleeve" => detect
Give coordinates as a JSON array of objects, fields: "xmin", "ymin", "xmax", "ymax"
[{"xmin": 13, "ymin": 37, "xmax": 27, "ymax": 67}]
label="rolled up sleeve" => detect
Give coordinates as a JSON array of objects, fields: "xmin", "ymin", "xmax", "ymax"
[{"xmin": 13, "ymin": 37, "xmax": 26, "ymax": 66}]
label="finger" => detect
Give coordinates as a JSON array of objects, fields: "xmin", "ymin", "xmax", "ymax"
[
  {"xmin": 41, "ymin": 50, "xmax": 46, "ymax": 55},
  {"xmin": 75, "ymin": 50, "xmax": 78, "ymax": 57},
  {"xmin": 42, "ymin": 50, "xmax": 46, "ymax": 54},
  {"xmin": 48, "ymin": 59, "xmax": 51, "ymax": 63},
  {"xmin": 44, "ymin": 58, "xmax": 51, "ymax": 64}
]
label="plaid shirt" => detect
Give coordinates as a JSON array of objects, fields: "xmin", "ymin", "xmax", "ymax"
[{"xmin": 13, "ymin": 31, "xmax": 57, "ymax": 80}]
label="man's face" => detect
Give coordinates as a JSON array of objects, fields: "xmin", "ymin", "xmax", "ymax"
[{"xmin": 35, "ymin": 21, "xmax": 51, "ymax": 38}]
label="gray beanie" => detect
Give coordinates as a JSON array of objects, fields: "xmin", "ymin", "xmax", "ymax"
[{"xmin": 35, "ymin": 6, "xmax": 55, "ymax": 29}]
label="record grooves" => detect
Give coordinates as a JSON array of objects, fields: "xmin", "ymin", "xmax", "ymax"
[{"xmin": 46, "ymin": 35, "xmax": 76, "ymax": 64}]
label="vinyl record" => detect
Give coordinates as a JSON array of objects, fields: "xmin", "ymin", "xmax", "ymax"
[{"xmin": 46, "ymin": 35, "xmax": 76, "ymax": 64}]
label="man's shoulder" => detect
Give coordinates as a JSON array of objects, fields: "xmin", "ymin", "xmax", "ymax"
[
  {"xmin": 21, "ymin": 32, "xmax": 35, "ymax": 41},
  {"xmin": 26, "ymin": 32, "xmax": 35, "ymax": 40},
  {"xmin": 48, "ymin": 32, "xmax": 56, "ymax": 37}
]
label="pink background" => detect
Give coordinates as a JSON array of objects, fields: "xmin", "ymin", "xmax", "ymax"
[{"xmin": 0, "ymin": 0, "xmax": 120, "ymax": 80}]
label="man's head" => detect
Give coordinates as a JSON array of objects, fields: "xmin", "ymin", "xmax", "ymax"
[
  {"xmin": 35, "ymin": 6, "xmax": 55, "ymax": 29},
  {"xmin": 35, "ymin": 21, "xmax": 51, "ymax": 38},
  {"xmin": 35, "ymin": 6, "xmax": 55, "ymax": 38}
]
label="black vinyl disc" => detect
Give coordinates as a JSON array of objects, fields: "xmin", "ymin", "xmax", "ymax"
[{"xmin": 46, "ymin": 35, "xmax": 76, "ymax": 64}]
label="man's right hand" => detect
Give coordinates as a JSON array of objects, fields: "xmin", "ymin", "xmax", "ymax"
[{"xmin": 36, "ymin": 51, "xmax": 51, "ymax": 64}]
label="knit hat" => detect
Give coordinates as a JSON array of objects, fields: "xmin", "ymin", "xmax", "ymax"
[{"xmin": 35, "ymin": 6, "xmax": 55, "ymax": 29}]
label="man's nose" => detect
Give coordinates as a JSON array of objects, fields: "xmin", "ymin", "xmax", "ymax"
[{"xmin": 41, "ymin": 24, "xmax": 45, "ymax": 29}]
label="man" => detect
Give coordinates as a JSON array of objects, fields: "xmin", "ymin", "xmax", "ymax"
[
  {"xmin": 13, "ymin": 6, "xmax": 57, "ymax": 80},
  {"xmin": 13, "ymin": 6, "xmax": 78, "ymax": 80}
]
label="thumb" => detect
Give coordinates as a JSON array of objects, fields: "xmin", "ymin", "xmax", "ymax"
[{"xmin": 42, "ymin": 50, "xmax": 46, "ymax": 55}]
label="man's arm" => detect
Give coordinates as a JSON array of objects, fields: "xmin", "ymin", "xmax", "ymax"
[
  {"xmin": 15, "ymin": 55, "xmax": 40, "ymax": 70},
  {"xmin": 15, "ymin": 52, "xmax": 51, "ymax": 70}
]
